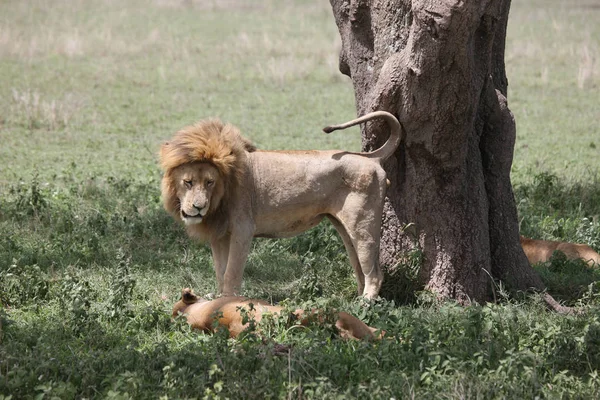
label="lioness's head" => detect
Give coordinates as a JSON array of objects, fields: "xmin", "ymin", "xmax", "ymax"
[
  {"xmin": 169, "ymin": 161, "xmax": 224, "ymax": 225},
  {"xmin": 172, "ymin": 288, "xmax": 208, "ymax": 318},
  {"xmin": 159, "ymin": 119, "xmax": 255, "ymax": 234}
]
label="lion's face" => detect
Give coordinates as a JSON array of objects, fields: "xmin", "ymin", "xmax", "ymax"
[{"xmin": 170, "ymin": 162, "xmax": 225, "ymax": 225}]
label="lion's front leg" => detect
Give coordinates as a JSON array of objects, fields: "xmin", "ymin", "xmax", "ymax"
[
  {"xmin": 221, "ymin": 227, "xmax": 254, "ymax": 296},
  {"xmin": 210, "ymin": 236, "xmax": 230, "ymax": 294}
]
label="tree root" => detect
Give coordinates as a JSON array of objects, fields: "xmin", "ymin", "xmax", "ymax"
[{"xmin": 542, "ymin": 292, "xmax": 580, "ymax": 315}]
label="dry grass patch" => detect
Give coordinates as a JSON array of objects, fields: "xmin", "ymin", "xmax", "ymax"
[
  {"xmin": 577, "ymin": 43, "xmax": 597, "ymax": 89},
  {"xmin": 256, "ymin": 56, "xmax": 316, "ymax": 86},
  {"xmin": 9, "ymin": 89, "xmax": 85, "ymax": 130}
]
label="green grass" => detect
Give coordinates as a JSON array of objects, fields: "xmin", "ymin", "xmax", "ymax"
[{"xmin": 1, "ymin": 0, "xmax": 600, "ymax": 398}]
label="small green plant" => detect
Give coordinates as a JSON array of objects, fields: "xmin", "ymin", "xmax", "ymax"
[
  {"xmin": 288, "ymin": 221, "xmax": 346, "ymax": 261},
  {"xmin": 576, "ymin": 217, "xmax": 600, "ymax": 251},
  {"xmin": 203, "ymin": 363, "xmax": 225, "ymax": 400},
  {"xmin": 9, "ymin": 174, "xmax": 49, "ymax": 218},
  {"xmin": 237, "ymin": 302, "xmax": 259, "ymax": 339},
  {"xmin": 57, "ymin": 269, "xmax": 95, "ymax": 332},
  {"xmin": 104, "ymin": 249, "xmax": 136, "ymax": 321},
  {"xmin": 380, "ymin": 248, "xmax": 423, "ymax": 304},
  {"xmin": 0, "ymin": 307, "xmax": 6, "ymax": 345},
  {"xmin": 295, "ymin": 257, "xmax": 324, "ymax": 301},
  {"xmin": 0, "ymin": 261, "xmax": 50, "ymax": 307},
  {"xmin": 33, "ymin": 381, "xmax": 77, "ymax": 400}
]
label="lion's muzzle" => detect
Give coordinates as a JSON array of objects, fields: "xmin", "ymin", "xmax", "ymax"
[
  {"xmin": 180, "ymin": 198, "xmax": 210, "ymax": 225},
  {"xmin": 181, "ymin": 209, "xmax": 204, "ymax": 225}
]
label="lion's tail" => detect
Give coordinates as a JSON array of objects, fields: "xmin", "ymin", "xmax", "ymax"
[{"xmin": 322, "ymin": 111, "xmax": 402, "ymax": 162}]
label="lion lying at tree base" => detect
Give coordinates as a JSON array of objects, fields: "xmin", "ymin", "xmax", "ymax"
[
  {"xmin": 172, "ymin": 288, "xmax": 382, "ymax": 340},
  {"xmin": 520, "ymin": 236, "xmax": 600, "ymax": 267}
]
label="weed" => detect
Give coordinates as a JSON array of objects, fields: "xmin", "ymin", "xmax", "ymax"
[
  {"xmin": 295, "ymin": 259, "xmax": 324, "ymax": 301},
  {"xmin": 0, "ymin": 261, "xmax": 50, "ymax": 307},
  {"xmin": 380, "ymin": 248, "xmax": 424, "ymax": 304},
  {"xmin": 57, "ymin": 269, "xmax": 96, "ymax": 332},
  {"xmin": 8, "ymin": 174, "xmax": 49, "ymax": 218},
  {"xmin": 33, "ymin": 381, "xmax": 77, "ymax": 400},
  {"xmin": 103, "ymin": 249, "xmax": 137, "ymax": 321},
  {"xmin": 235, "ymin": 302, "xmax": 259, "ymax": 341}
]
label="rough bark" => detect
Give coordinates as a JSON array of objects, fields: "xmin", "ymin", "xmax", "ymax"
[{"xmin": 329, "ymin": 0, "xmax": 545, "ymax": 303}]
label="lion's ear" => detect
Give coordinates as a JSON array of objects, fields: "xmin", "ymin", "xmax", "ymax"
[
  {"xmin": 160, "ymin": 142, "xmax": 170, "ymax": 156},
  {"xmin": 242, "ymin": 138, "xmax": 257, "ymax": 152},
  {"xmin": 181, "ymin": 288, "xmax": 198, "ymax": 304},
  {"xmin": 159, "ymin": 142, "xmax": 170, "ymax": 165}
]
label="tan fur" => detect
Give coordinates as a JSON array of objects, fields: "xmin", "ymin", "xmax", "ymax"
[
  {"xmin": 172, "ymin": 288, "xmax": 382, "ymax": 340},
  {"xmin": 520, "ymin": 236, "xmax": 600, "ymax": 266},
  {"xmin": 159, "ymin": 111, "xmax": 403, "ymax": 298}
]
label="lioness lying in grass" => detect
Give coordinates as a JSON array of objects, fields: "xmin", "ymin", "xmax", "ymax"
[
  {"xmin": 172, "ymin": 288, "xmax": 382, "ymax": 340},
  {"xmin": 520, "ymin": 236, "xmax": 600, "ymax": 266}
]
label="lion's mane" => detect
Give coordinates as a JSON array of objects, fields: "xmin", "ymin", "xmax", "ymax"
[{"xmin": 159, "ymin": 119, "xmax": 255, "ymax": 239}]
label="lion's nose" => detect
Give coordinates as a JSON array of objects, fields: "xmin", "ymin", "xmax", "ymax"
[{"xmin": 193, "ymin": 204, "xmax": 205, "ymax": 212}]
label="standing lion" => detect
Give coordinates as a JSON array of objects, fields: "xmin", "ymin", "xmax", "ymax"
[{"xmin": 159, "ymin": 111, "xmax": 402, "ymax": 299}]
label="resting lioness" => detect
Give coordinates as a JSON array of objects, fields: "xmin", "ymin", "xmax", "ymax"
[
  {"xmin": 520, "ymin": 236, "xmax": 600, "ymax": 266},
  {"xmin": 172, "ymin": 288, "xmax": 382, "ymax": 340}
]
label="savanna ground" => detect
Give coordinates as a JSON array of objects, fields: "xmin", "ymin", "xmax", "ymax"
[{"xmin": 1, "ymin": 0, "xmax": 599, "ymax": 398}]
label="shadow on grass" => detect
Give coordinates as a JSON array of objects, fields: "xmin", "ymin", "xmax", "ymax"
[
  {"xmin": 514, "ymin": 171, "xmax": 600, "ymax": 305},
  {"xmin": 533, "ymin": 252, "xmax": 600, "ymax": 306},
  {"xmin": 515, "ymin": 171, "xmax": 600, "ymax": 247},
  {"xmin": 0, "ymin": 309, "xmax": 217, "ymax": 398}
]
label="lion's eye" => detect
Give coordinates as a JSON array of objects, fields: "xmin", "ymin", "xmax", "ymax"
[
  {"xmin": 206, "ymin": 179, "xmax": 215, "ymax": 188},
  {"xmin": 183, "ymin": 180, "xmax": 193, "ymax": 188}
]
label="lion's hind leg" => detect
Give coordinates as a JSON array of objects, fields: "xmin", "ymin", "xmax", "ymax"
[
  {"xmin": 330, "ymin": 193, "xmax": 384, "ymax": 299},
  {"xmin": 327, "ymin": 216, "xmax": 365, "ymax": 295}
]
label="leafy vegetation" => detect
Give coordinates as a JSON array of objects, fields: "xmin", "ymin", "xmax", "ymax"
[{"xmin": 1, "ymin": 0, "xmax": 599, "ymax": 398}]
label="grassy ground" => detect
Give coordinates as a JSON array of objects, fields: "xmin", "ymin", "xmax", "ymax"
[{"xmin": 1, "ymin": 0, "xmax": 599, "ymax": 398}]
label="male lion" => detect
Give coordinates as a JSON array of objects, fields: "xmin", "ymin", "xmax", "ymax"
[
  {"xmin": 160, "ymin": 111, "xmax": 402, "ymax": 298},
  {"xmin": 172, "ymin": 288, "xmax": 382, "ymax": 340},
  {"xmin": 520, "ymin": 236, "xmax": 600, "ymax": 266}
]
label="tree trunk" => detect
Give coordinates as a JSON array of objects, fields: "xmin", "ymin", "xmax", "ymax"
[{"xmin": 329, "ymin": 0, "xmax": 545, "ymax": 303}]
